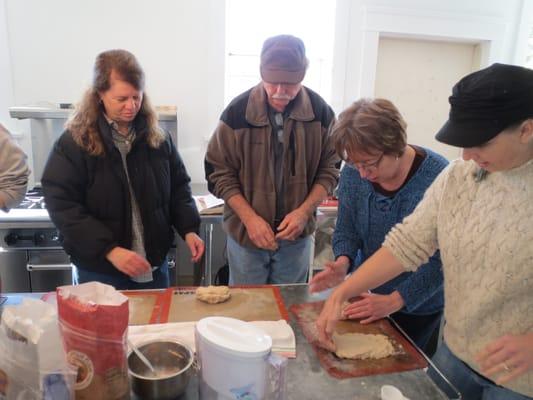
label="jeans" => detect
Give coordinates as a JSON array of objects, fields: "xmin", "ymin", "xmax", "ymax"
[
  {"xmin": 227, "ymin": 235, "xmax": 312, "ymax": 284},
  {"xmin": 76, "ymin": 260, "xmax": 170, "ymax": 290},
  {"xmin": 428, "ymin": 342, "xmax": 531, "ymax": 400}
]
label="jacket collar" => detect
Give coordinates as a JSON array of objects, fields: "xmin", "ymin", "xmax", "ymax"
[
  {"xmin": 97, "ymin": 112, "xmax": 149, "ymax": 153},
  {"xmin": 245, "ymin": 82, "xmax": 316, "ymax": 127}
]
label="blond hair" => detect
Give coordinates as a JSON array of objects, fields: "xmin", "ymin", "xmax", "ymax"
[
  {"xmin": 66, "ymin": 49, "xmax": 164, "ymax": 156},
  {"xmin": 332, "ymin": 98, "xmax": 407, "ymax": 160}
]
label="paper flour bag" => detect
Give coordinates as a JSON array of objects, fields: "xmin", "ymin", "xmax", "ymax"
[{"xmin": 57, "ymin": 282, "xmax": 129, "ymax": 400}]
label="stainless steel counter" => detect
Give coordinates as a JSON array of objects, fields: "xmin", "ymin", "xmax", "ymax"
[{"xmin": 1, "ymin": 285, "xmax": 458, "ymax": 399}]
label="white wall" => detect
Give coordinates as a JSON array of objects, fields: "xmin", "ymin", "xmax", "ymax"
[
  {"xmin": 0, "ymin": 0, "xmax": 225, "ymax": 182},
  {"xmin": 0, "ymin": 0, "xmax": 13, "ymax": 125},
  {"xmin": 374, "ymin": 38, "xmax": 479, "ymax": 159},
  {"xmin": 331, "ymin": 0, "xmax": 531, "ymax": 158},
  {"xmin": 0, "ymin": 0, "xmax": 531, "ymax": 182}
]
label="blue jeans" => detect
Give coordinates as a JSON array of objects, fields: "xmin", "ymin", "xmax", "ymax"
[
  {"xmin": 227, "ymin": 235, "xmax": 312, "ymax": 284},
  {"xmin": 76, "ymin": 260, "xmax": 170, "ymax": 290},
  {"xmin": 428, "ymin": 342, "xmax": 531, "ymax": 400}
]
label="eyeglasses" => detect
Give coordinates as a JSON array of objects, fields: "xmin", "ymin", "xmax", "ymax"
[{"xmin": 346, "ymin": 153, "xmax": 384, "ymax": 171}]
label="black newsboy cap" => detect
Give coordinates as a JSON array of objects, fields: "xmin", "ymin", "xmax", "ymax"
[{"xmin": 435, "ymin": 63, "xmax": 533, "ymax": 148}]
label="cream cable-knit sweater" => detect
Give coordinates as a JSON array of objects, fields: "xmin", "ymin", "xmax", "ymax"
[{"xmin": 384, "ymin": 158, "xmax": 533, "ymax": 397}]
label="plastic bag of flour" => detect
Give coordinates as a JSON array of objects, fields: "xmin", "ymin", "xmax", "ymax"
[
  {"xmin": 57, "ymin": 282, "xmax": 129, "ymax": 400},
  {"xmin": 0, "ymin": 298, "xmax": 76, "ymax": 399}
]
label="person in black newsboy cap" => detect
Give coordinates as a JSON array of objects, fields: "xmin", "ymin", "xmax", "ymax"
[
  {"xmin": 315, "ymin": 63, "xmax": 533, "ymax": 399},
  {"xmin": 436, "ymin": 63, "xmax": 533, "ymax": 148}
]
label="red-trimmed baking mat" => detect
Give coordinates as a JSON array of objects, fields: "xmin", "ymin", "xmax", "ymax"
[
  {"xmin": 162, "ymin": 285, "xmax": 289, "ymax": 323},
  {"xmin": 121, "ymin": 290, "xmax": 167, "ymax": 325},
  {"xmin": 290, "ymin": 301, "xmax": 427, "ymax": 379}
]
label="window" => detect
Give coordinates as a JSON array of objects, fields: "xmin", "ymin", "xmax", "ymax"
[{"xmin": 225, "ymin": 0, "xmax": 336, "ymax": 105}]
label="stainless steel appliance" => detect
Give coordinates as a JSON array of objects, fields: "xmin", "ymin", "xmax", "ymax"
[{"xmin": 0, "ymin": 190, "xmax": 73, "ymax": 292}]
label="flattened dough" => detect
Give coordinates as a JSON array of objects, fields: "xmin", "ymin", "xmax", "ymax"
[
  {"xmin": 195, "ymin": 285, "xmax": 231, "ymax": 304},
  {"xmin": 332, "ymin": 332, "xmax": 395, "ymax": 360}
]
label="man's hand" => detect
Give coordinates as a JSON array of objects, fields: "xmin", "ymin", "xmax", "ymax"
[
  {"xmin": 106, "ymin": 246, "xmax": 151, "ymax": 277},
  {"xmin": 185, "ymin": 232, "xmax": 205, "ymax": 263},
  {"xmin": 476, "ymin": 333, "xmax": 533, "ymax": 384},
  {"xmin": 243, "ymin": 214, "xmax": 278, "ymax": 250},
  {"xmin": 342, "ymin": 291, "xmax": 405, "ymax": 324},
  {"xmin": 309, "ymin": 257, "xmax": 350, "ymax": 293},
  {"xmin": 275, "ymin": 208, "xmax": 309, "ymax": 240}
]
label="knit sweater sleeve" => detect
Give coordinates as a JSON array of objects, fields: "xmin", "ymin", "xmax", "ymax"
[
  {"xmin": 394, "ymin": 251, "xmax": 443, "ymax": 312},
  {"xmin": 383, "ymin": 162, "xmax": 450, "ymax": 271},
  {"xmin": 332, "ymin": 167, "xmax": 360, "ymax": 264}
]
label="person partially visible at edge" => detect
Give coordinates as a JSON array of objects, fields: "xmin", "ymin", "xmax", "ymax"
[
  {"xmin": 205, "ymin": 34, "xmax": 339, "ymax": 285},
  {"xmin": 42, "ymin": 49, "xmax": 204, "ymax": 290},
  {"xmin": 314, "ymin": 63, "xmax": 533, "ymax": 399},
  {"xmin": 309, "ymin": 98, "xmax": 448, "ymax": 356},
  {"xmin": 0, "ymin": 123, "xmax": 30, "ymax": 212}
]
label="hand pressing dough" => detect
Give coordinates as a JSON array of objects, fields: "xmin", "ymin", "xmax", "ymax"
[
  {"xmin": 195, "ymin": 285, "xmax": 231, "ymax": 304},
  {"xmin": 332, "ymin": 332, "xmax": 395, "ymax": 360}
]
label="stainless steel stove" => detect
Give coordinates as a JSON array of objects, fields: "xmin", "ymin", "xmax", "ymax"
[{"xmin": 0, "ymin": 188, "xmax": 74, "ymax": 293}]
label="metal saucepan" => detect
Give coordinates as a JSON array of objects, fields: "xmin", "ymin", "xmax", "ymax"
[{"xmin": 128, "ymin": 339, "xmax": 194, "ymax": 400}]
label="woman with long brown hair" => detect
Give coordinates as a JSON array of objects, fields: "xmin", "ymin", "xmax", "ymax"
[{"xmin": 42, "ymin": 49, "xmax": 204, "ymax": 289}]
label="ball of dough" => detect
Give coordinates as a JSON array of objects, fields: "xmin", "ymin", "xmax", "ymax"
[{"xmin": 195, "ymin": 285, "xmax": 231, "ymax": 304}]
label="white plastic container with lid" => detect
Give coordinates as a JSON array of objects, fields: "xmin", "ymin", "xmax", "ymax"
[{"xmin": 196, "ymin": 316, "xmax": 273, "ymax": 399}]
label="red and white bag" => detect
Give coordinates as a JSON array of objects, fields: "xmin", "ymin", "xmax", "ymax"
[{"xmin": 57, "ymin": 282, "xmax": 129, "ymax": 400}]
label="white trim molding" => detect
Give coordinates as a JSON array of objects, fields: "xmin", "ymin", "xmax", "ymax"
[{"xmin": 340, "ymin": 3, "xmax": 509, "ymax": 105}]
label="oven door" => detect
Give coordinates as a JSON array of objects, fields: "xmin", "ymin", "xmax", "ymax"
[
  {"xmin": 27, "ymin": 250, "xmax": 74, "ymax": 292},
  {"xmin": 0, "ymin": 250, "xmax": 31, "ymax": 293}
]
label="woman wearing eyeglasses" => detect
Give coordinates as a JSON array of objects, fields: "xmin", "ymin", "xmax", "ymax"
[
  {"xmin": 315, "ymin": 64, "xmax": 533, "ymax": 399},
  {"xmin": 309, "ymin": 98, "xmax": 448, "ymax": 355}
]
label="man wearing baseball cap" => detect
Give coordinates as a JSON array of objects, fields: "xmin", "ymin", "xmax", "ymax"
[{"xmin": 205, "ymin": 34, "xmax": 338, "ymax": 284}]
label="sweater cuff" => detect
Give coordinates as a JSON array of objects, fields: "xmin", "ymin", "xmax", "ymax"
[
  {"xmin": 178, "ymin": 227, "xmax": 200, "ymax": 240},
  {"xmin": 395, "ymin": 285, "xmax": 417, "ymax": 313},
  {"xmin": 333, "ymin": 242, "xmax": 355, "ymax": 263}
]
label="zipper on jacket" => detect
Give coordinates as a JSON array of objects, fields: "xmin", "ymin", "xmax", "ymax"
[{"xmin": 289, "ymin": 129, "xmax": 296, "ymax": 176}]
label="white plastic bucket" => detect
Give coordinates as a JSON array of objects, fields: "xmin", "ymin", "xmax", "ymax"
[{"xmin": 196, "ymin": 317, "xmax": 272, "ymax": 399}]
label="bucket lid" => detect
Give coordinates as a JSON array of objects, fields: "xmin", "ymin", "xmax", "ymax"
[{"xmin": 196, "ymin": 317, "xmax": 272, "ymax": 357}]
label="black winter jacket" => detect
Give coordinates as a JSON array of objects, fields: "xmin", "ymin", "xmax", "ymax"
[{"xmin": 42, "ymin": 113, "xmax": 200, "ymax": 276}]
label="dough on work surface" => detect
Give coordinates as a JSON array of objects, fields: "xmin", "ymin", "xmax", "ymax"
[
  {"xmin": 195, "ymin": 285, "xmax": 231, "ymax": 304},
  {"xmin": 332, "ymin": 332, "xmax": 395, "ymax": 360}
]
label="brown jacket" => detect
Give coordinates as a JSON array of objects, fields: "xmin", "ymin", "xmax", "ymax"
[{"xmin": 205, "ymin": 83, "xmax": 339, "ymax": 248}]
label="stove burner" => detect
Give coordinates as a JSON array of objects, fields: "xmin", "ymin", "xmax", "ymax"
[
  {"xmin": 14, "ymin": 187, "xmax": 46, "ymax": 209},
  {"xmin": 17, "ymin": 197, "xmax": 46, "ymax": 209}
]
